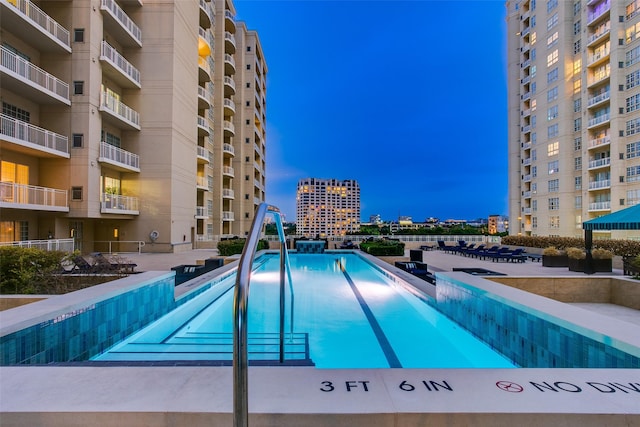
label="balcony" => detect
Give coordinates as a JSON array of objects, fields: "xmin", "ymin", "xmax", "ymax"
[
  {"xmin": 225, "ymin": 31, "xmax": 236, "ymax": 53},
  {"xmin": 195, "ymin": 206, "xmax": 210, "ymax": 219},
  {"xmin": 522, "ymin": 207, "xmax": 532, "ymax": 215},
  {"xmin": 587, "ymin": 90, "xmax": 610, "ymax": 108},
  {"xmin": 588, "ymin": 201, "xmax": 611, "ymax": 211},
  {"xmin": 198, "ymin": 27, "xmax": 212, "ymax": 57},
  {"xmin": 254, "ymin": 196, "xmax": 262, "ymax": 205},
  {"xmin": 522, "ymin": 91, "xmax": 531, "ymax": 101},
  {"xmin": 521, "ymin": 59, "xmax": 531, "ymax": 69},
  {"xmin": 99, "ymin": 90, "xmax": 140, "ymax": 130},
  {"xmin": 197, "ymin": 145, "xmax": 211, "ymax": 164},
  {"xmin": 101, "ymin": 193, "xmax": 139, "ymax": 215},
  {"xmin": 197, "ymin": 115, "xmax": 211, "ymax": 136},
  {"xmin": 100, "ymin": 41, "xmax": 141, "ymax": 89},
  {"xmin": 223, "ymin": 166, "xmax": 234, "ymax": 177},
  {"xmin": 588, "ymin": 179, "xmax": 611, "ymax": 190},
  {"xmin": 522, "ymin": 125, "xmax": 531, "ymax": 133},
  {"xmin": 223, "ymin": 120, "xmax": 235, "ymax": 135},
  {"xmin": 196, "ymin": 176, "xmax": 209, "ymax": 191},
  {"xmin": 523, "ymin": 191, "xmax": 531, "ymax": 198},
  {"xmin": 522, "ymin": 141, "xmax": 532, "ymax": 150},
  {"xmin": 224, "ymin": 10, "xmax": 236, "ymax": 32},
  {"xmin": 195, "ymin": 234, "xmax": 213, "ymax": 242},
  {"xmin": 0, "ymin": 0, "xmax": 70, "ymax": 52},
  {"xmin": 223, "ymin": 98, "xmax": 235, "ymax": 114},
  {"xmin": 587, "ymin": 23, "xmax": 610, "ymax": 47},
  {"xmin": 100, "ymin": 0, "xmax": 142, "ymax": 47},
  {"xmin": 587, "ymin": 113, "xmax": 610, "ymax": 129},
  {"xmin": 222, "ymin": 210, "xmax": 235, "ymax": 221},
  {"xmin": 523, "ymin": 174, "xmax": 532, "ymax": 182},
  {"xmin": 588, "ymin": 135, "xmax": 611, "ymax": 149},
  {"xmin": 99, "ymin": 141, "xmax": 140, "ymax": 172},
  {"xmin": 222, "ymin": 188, "xmax": 235, "ymax": 199},
  {"xmin": 588, "ymin": 156, "xmax": 611, "ymax": 170},
  {"xmin": 198, "ymin": 85, "xmax": 212, "ymax": 109},
  {"xmin": 224, "ymin": 54, "xmax": 236, "ymax": 75},
  {"xmin": 0, "ymin": 45, "xmax": 70, "ymax": 105},
  {"xmin": 587, "ymin": 0, "xmax": 610, "ymax": 26},
  {"xmin": 199, "ymin": 0, "xmax": 213, "ymax": 28},
  {"xmin": 198, "ymin": 56, "xmax": 212, "ymax": 83},
  {"xmin": 224, "ymin": 76, "xmax": 236, "ymax": 96},
  {"xmin": 0, "ymin": 181, "xmax": 68, "ymax": 212},
  {"xmin": 1, "ymin": 113, "xmax": 69, "ymax": 158},
  {"xmin": 522, "ymin": 157, "xmax": 531, "ymax": 166},
  {"xmin": 587, "ymin": 48, "xmax": 610, "ymax": 67},
  {"xmin": 223, "ymin": 143, "xmax": 235, "ymax": 156}
]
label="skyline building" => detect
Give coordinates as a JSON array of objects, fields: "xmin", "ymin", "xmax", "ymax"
[
  {"xmin": 0, "ymin": 0, "xmax": 267, "ymax": 253},
  {"xmin": 507, "ymin": 0, "xmax": 640, "ymax": 239},
  {"xmin": 296, "ymin": 178, "xmax": 360, "ymax": 238}
]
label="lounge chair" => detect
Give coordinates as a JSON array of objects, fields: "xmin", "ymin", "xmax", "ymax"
[
  {"xmin": 493, "ymin": 248, "xmax": 527, "ymax": 263},
  {"xmin": 91, "ymin": 253, "xmax": 138, "ymax": 273},
  {"xmin": 70, "ymin": 255, "xmax": 99, "ymax": 273},
  {"xmin": 464, "ymin": 244, "xmax": 485, "ymax": 257},
  {"xmin": 459, "ymin": 243, "xmax": 477, "ymax": 256},
  {"xmin": 485, "ymin": 247, "xmax": 513, "ymax": 261},
  {"xmin": 475, "ymin": 245, "xmax": 500, "ymax": 259},
  {"xmin": 394, "ymin": 261, "xmax": 435, "ymax": 284}
]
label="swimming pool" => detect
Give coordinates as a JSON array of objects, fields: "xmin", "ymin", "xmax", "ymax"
[{"xmin": 94, "ymin": 253, "xmax": 516, "ymax": 368}]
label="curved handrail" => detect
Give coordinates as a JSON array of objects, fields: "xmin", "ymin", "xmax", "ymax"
[{"xmin": 232, "ymin": 203, "xmax": 292, "ymax": 427}]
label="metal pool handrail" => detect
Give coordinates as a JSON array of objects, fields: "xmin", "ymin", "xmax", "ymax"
[{"xmin": 233, "ymin": 203, "xmax": 292, "ymax": 427}]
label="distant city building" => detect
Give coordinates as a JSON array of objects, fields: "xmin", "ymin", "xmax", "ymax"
[
  {"xmin": 369, "ymin": 214, "xmax": 382, "ymax": 224},
  {"xmin": 0, "ymin": 0, "xmax": 267, "ymax": 252},
  {"xmin": 507, "ymin": 0, "xmax": 640, "ymax": 238},
  {"xmin": 488, "ymin": 215, "xmax": 509, "ymax": 234},
  {"xmin": 296, "ymin": 178, "xmax": 360, "ymax": 237}
]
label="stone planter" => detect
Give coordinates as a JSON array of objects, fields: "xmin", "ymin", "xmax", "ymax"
[
  {"xmin": 568, "ymin": 258, "xmax": 585, "ymax": 272},
  {"xmin": 542, "ymin": 254, "xmax": 568, "ymax": 267},
  {"xmin": 568, "ymin": 258, "xmax": 612, "ymax": 273}
]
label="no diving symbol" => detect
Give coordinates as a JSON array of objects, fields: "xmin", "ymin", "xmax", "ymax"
[{"xmin": 496, "ymin": 381, "xmax": 524, "ymax": 393}]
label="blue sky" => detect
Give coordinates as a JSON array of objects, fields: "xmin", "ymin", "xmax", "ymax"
[{"xmin": 235, "ymin": 0, "xmax": 508, "ymax": 222}]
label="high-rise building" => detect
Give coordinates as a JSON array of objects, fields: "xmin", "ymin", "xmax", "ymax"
[
  {"xmin": 296, "ymin": 178, "xmax": 360, "ymax": 237},
  {"xmin": 507, "ymin": 0, "xmax": 640, "ymax": 239},
  {"xmin": 0, "ymin": 0, "xmax": 267, "ymax": 253}
]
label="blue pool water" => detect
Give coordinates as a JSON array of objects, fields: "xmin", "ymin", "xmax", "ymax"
[{"xmin": 94, "ymin": 253, "xmax": 515, "ymax": 368}]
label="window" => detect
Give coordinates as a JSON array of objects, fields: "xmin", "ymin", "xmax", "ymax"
[
  {"xmin": 532, "ymin": 199, "xmax": 538, "ymax": 211},
  {"xmin": 531, "ymin": 64, "xmax": 537, "ymax": 77},
  {"xmin": 628, "ymin": 188, "xmax": 640, "ymax": 205},
  {"xmin": 547, "ymin": 141, "xmax": 559, "ymax": 156},
  {"xmin": 573, "ymin": 79, "xmax": 581, "ymax": 94},
  {"xmin": 548, "ymin": 179, "xmax": 559, "ymax": 192},
  {"xmin": 574, "ymin": 98, "xmax": 581, "ymax": 112},
  {"xmin": 575, "ymin": 176, "xmax": 582, "ymax": 190},
  {"xmin": 575, "ymin": 157, "xmax": 582, "ymax": 170},
  {"xmin": 574, "ymin": 39, "xmax": 581, "ymax": 55},
  {"xmin": 627, "ymin": 22, "xmax": 640, "ymax": 44},
  {"xmin": 573, "ymin": 58, "xmax": 581, "ymax": 75},
  {"xmin": 245, "ymin": 156, "xmax": 250, "ymax": 162},
  {"xmin": 532, "ymin": 148, "xmax": 537, "ymax": 161},
  {"xmin": 547, "ymin": 13, "xmax": 558, "ymax": 30},
  {"xmin": 573, "ymin": 1, "xmax": 580, "ymax": 16},
  {"xmin": 245, "ymin": 175, "xmax": 249, "ymax": 181},
  {"xmin": 547, "ymin": 86, "xmax": 558, "ymax": 102},
  {"xmin": 627, "ymin": 141, "xmax": 640, "ymax": 158},
  {"xmin": 627, "ymin": 93, "xmax": 640, "ymax": 112},
  {"xmin": 574, "ymin": 118, "xmax": 582, "ymax": 132},
  {"xmin": 627, "ymin": 165, "xmax": 640, "ymax": 182},
  {"xmin": 73, "ymin": 81, "xmax": 84, "ymax": 95},
  {"xmin": 547, "ymin": 68, "xmax": 559, "ymax": 83},
  {"xmin": 547, "ymin": 49, "xmax": 558, "ymax": 66},
  {"xmin": 547, "ymin": 0, "xmax": 558, "ymax": 12},
  {"xmin": 626, "ymin": 117, "xmax": 640, "ymax": 135},
  {"xmin": 73, "ymin": 29, "xmax": 84, "ymax": 43},
  {"xmin": 547, "ymin": 105, "xmax": 558, "ymax": 121},
  {"xmin": 627, "ymin": 0, "xmax": 640, "ymax": 20},
  {"xmin": 2, "ymin": 102, "xmax": 30, "ymax": 122},
  {"xmin": 549, "ymin": 216, "xmax": 560, "ymax": 228},
  {"xmin": 245, "ymin": 138, "xmax": 250, "ymax": 143},
  {"xmin": 245, "ymin": 119, "xmax": 250, "ymax": 125},
  {"xmin": 531, "ymin": 81, "xmax": 537, "ymax": 94},
  {"xmin": 247, "ymin": 46, "xmax": 251, "ymax": 52},
  {"xmin": 246, "ymin": 101, "xmax": 250, "ymax": 106},
  {"xmin": 574, "ymin": 137, "xmax": 582, "ymax": 150},
  {"xmin": 532, "ymin": 165, "xmax": 538, "ymax": 177},
  {"xmin": 548, "ymin": 160, "xmax": 559, "ymax": 174},
  {"xmin": 548, "ymin": 123, "xmax": 559, "ymax": 138},
  {"xmin": 246, "ymin": 64, "xmax": 251, "ymax": 70},
  {"xmin": 547, "ymin": 31, "xmax": 558, "ymax": 48},
  {"xmin": 531, "ymin": 48, "xmax": 537, "ymax": 61},
  {"xmin": 72, "ymin": 134, "xmax": 83, "ymax": 148},
  {"xmin": 626, "ymin": 45, "xmax": 640, "ymax": 67},
  {"xmin": 246, "ymin": 83, "xmax": 250, "ymax": 88},
  {"xmin": 532, "ymin": 217, "xmax": 538, "ymax": 228},
  {"xmin": 71, "ymin": 186, "xmax": 83, "ymax": 201},
  {"xmin": 575, "ymin": 196, "xmax": 582, "ymax": 209},
  {"xmin": 549, "ymin": 197, "xmax": 559, "ymax": 210},
  {"xmin": 532, "ymin": 182, "xmax": 537, "ymax": 194},
  {"xmin": 574, "ymin": 20, "xmax": 581, "ymax": 36},
  {"xmin": 245, "ymin": 194, "xmax": 249, "ymax": 200},
  {"xmin": 627, "ymin": 69, "xmax": 640, "ymax": 89}
]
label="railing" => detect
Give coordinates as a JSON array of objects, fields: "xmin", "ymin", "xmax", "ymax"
[
  {"xmin": 198, "ymin": 27, "xmax": 213, "ymax": 50},
  {"xmin": 224, "ymin": 54, "xmax": 236, "ymax": 69},
  {"xmin": 588, "ymin": 48, "xmax": 610, "ymax": 65},
  {"xmin": 588, "ymin": 113, "xmax": 610, "ymax": 127},
  {"xmin": 5, "ymin": 0, "xmax": 70, "ymax": 48},
  {"xmin": 223, "ymin": 166, "xmax": 234, "ymax": 177},
  {"xmin": 588, "ymin": 22, "xmax": 610, "ymax": 45},
  {"xmin": 1, "ymin": 113, "xmax": 68, "ymax": 155},
  {"xmin": 224, "ymin": 76, "xmax": 236, "ymax": 92},
  {"xmin": 101, "ymin": 193, "xmax": 139, "ymax": 212},
  {"xmin": 587, "ymin": 90, "xmax": 610, "ymax": 107},
  {"xmin": 587, "ymin": 0, "xmax": 610, "ymax": 24},
  {"xmin": 197, "ymin": 145, "xmax": 211, "ymax": 162},
  {"xmin": 100, "ymin": 141, "xmax": 139, "ymax": 170},
  {"xmin": 195, "ymin": 206, "xmax": 209, "ymax": 217},
  {"xmin": 223, "ymin": 211, "xmax": 234, "ymax": 220},
  {"xmin": 589, "ymin": 201, "xmax": 611, "ymax": 210},
  {"xmin": 233, "ymin": 203, "xmax": 293, "ymax": 427},
  {"xmin": 223, "ymin": 143, "xmax": 235, "ymax": 155},
  {"xmin": 225, "ymin": 31, "xmax": 236, "ymax": 47},
  {"xmin": 225, "ymin": 10, "xmax": 235, "ymax": 23},
  {"xmin": 0, "ymin": 45, "xmax": 70, "ymax": 101},
  {"xmin": 100, "ymin": 0, "xmax": 142, "ymax": 46},
  {"xmin": 100, "ymin": 90, "xmax": 140, "ymax": 128},
  {"xmin": 224, "ymin": 98, "xmax": 236, "ymax": 111},
  {"xmin": 588, "ymin": 157, "xmax": 611, "ymax": 169},
  {"xmin": 223, "ymin": 120, "xmax": 235, "ymax": 133},
  {"xmin": 588, "ymin": 179, "xmax": 611, "ymax": 190},
  {"xmin": 0, "ymin": 181, "xmax": 68, "ymax": 209},
  {"xmin": 588, "ymin": 135, "xmax": 611, "ymax": 148},
  {"xmin": 100, "ymin": 41, "xmax": 140, "ymax": 86},
  {"xmin": 93, "ymin": 240, "xmax": 145, "ymax": 253},
  {"xmin": 0, "ymin": 238, "xmax": 74, "ymax": 252},
  {"xmin": 223, "ymin": 188, "xmax": 235, "ymax": 198},
  {"xmin": 199, "ymin": 0, "xmax": 213, "ymax": 24},
  {"xmin": 196, "ymin": 176, "xmax": 208, "ymax": 188}
]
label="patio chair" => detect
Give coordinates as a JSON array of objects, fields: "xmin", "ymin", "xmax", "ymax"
[
  {"xmin": 70, "ymin": 255, "xmax": 99, "ymax": 273},
  {"xmin": 476, "ymin": 245, "xmax": 501, "ymax": 260},
  {"xmin": 493, "ymin": 248, "xmax": 526, "ymax": 263},
  {"xmin": 486, "ymin": 247, "xmax": 513, "ymax": 261},
  {"xmin": 464, "ymin": 244, "xmax": 485, "ymax": 257}
]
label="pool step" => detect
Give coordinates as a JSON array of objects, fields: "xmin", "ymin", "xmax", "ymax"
[{"xmin": 97, "ymin": 332, "xmax": 313, "ymax": 365}]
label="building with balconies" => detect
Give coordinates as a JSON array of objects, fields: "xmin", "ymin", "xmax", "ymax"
[
  {"xmin": 0, "ymin": 0, "xmax": 266, "ymax": 252},
  {"xmin": 507, "ymin": 0, "xmax": 640, "ymax": 239}
]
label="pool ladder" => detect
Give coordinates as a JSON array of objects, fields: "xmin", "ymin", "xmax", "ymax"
[{"xmin": 233, "ymin": 203, "xmax": 293, "ymax": 427}]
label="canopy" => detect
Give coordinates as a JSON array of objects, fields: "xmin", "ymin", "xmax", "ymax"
[{"xmin": 582, "ymin": 204, "xmax": 640, "ymax": 231}]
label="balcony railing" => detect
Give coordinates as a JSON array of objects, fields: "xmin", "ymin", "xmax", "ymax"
[
  {"xmin": 588, "ymin": 48, "xmax": 610, "ymax": 66},
  {"xmin": 588, "ymin": 179, "xmax": 611, "ymax": 190},
  {"xmin": 195, "ymin": 206, "xmax": 210, "ymax": 218},
  {"xmin": 100, "ymin": 0, "xmax": 142, "ymax": 46},
  {"xmin": 588, "ymin": 135, "xmax": 611, "ymax": 149},
  {"xmin": 223, "ymin": 143, "xmax": 235, "ymax": 155},
  {"xmin": 522, "ymin": 141, "xmax": 532, "ymax": 150},
  {"xmin": 523, "ymin": 174, "xmax": 532, "ymax": 182},
  {"xmin": 587, "ymin": 0, "xmax": 610, "ymax": 24},
  {"xmin": 223, "ymin": 188, "xmax": 235, "ymax": 198},
  {"xmin": 196, "ymin": 176, "xmax": 209, "ymax": 189},
  {"xmin": 100, "ymin": 41, "xmax": 141, "ymax": 87},
  {"xmin": 197, "ymin": 145, "xmax": 211, "ymax": 162},
  {"xmin": 224, "ymin": 98, "xmax": 236, "ymax": 112},
  {"xmin": 588, "ymin": 113, "xmax": 610, "ymax": 128},
  {"xmin": 589, "ymin": 201, "xmax": 611, "ymax": 211},
  {"xmin": 195, "ymin": 233, "xmax": 214, "ymax": 242},
  {"xmin": 523, "ymin": 191, "xmax": 531, "ymax": 198},
  {"xmin": 0, "ymin": 45, "xmax": 70, "ymax": 103},
  {"xmin": 100, "ymin": 90, "xmax": 140, "ymax": 129},
  {"xmin": 101, "ymin": 193, "xmax": 139, "ymax": 213},
  {"xmin": 223, "ymin": 120, "xmax": 235, "ymax": 133},
  {"xmin": 587, "ymin": 90, "xmax": 610, "ymax": 107},
  {"xmin": 1, "ymin": 113, "xmax": 68, "ymax": 156},
  {"xmin": 223, "ymin": 166, "xmax": 234, "ymax": 177},
  {"xmin": 0, "ymin": 181, "xmax": 68, "ymax": 211},
  {"xmin": 224, "ymin": 54, "xmax": 235, "ymax": 69},
  {"xmin": 99, "ymin": 141, "xmax": 140, "ymax": 171},
  {"xmin": 588, "ymin": 157, "xmax": 611, "ymax": 169},
  {"xmin": 224, "ymin": 76, "xmax": 236, "ymax": 92},
  {"xmin": 523, "ymin": 157, "xmax": 531, "ymax": 166},
  {"xmin": 522, "ymin": 207, "xmax": 532, "ymax": 215},
  {"xmin": 587, "ymin": 22, "xmax": 610, "ymax": 45},
  {"xmin": 5, "ymin": 0, "xmax": 70, "ymax": 49},
  {"xmin": 222, "ymin": 211, "xmax": 235, "ymax": 221},
  {"xmin": 225, "ymin": 31, "xmax": 236, "ymax": 49}
]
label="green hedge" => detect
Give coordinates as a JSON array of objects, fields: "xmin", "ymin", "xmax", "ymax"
[
  {"xmin": 501, "ymin": 235, "xmax": 640, "ymax": 257},
  {"xmin": 359, "ymin": 239, "xmax": 405, "ymax": 256},
  {"xmin": 217, "ymin": 238, "xmax": 269, "ymax": 256},
  {"xmin": 0, "ymin": 247, "xmax": 68, "ymax": 294}
]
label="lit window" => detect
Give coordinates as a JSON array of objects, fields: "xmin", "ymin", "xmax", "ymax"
[
  {"xmin": 547, "ymin": 49, "xmax": 558, "ymax": 67},
  {"xmin": 547, "ymin": 141, "xmax": 559, "ymax": 156}
]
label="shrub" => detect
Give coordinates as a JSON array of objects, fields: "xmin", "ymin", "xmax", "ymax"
[
  {"xmin": 566, "ymin": 247, "xmax": 586, "ymax": 260},
  {"xmin": 592, "ymin": 248, "xmax": 613, "ymax": 260},
  {"xmin": 501, "ymin": 235, "xmax": 640, "ymax": 257},
  {"xmin": 359, "ymin": 239, "xmax": 405, "ymax": 256},
  {"xmin": 0, "ymin": 247, "xmax": 69, "ymax": 294},
  {"xmin": 217, "ymin": 238, "xmax": 268, "ymax": 256},
  {"xmin": 542, "ymin": 246, "xmax": 561, "ymax": 256}
]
